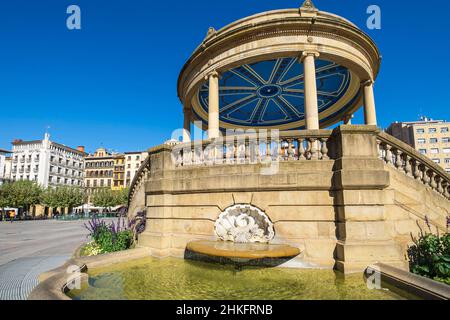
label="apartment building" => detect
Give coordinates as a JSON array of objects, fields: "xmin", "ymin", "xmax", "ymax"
[
  {"xmin": 10, "ymin": 133, "xmax": 85, "ymax": 188},
  {"xmin": 0, "ymin": 149, "xmax": 12, "ymax": 185},
  {"xmin": 386, "ymin": 117, "xmax": 450, "ymax": 173},
  {"xmin": 124, "ymin": 151, "xmax": 148, "ymax": 187}
]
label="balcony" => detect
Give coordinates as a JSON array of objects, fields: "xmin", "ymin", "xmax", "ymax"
[{"xmin": 25, "ymin": 168, "xmax": 31, "ymax": 173}]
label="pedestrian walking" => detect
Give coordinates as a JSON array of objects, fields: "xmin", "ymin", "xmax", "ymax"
[{"xmin": 9, "ymin": 210, "xmax": 15, "ymax": 223}]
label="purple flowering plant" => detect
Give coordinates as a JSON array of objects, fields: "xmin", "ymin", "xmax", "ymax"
[{"xmin": 84, "ymin": 214, "xmax": 134, "ymax": 253}]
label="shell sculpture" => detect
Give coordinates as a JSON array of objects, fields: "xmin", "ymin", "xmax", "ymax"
[{"xmin": 214, "ymin": 204, "xmax": 275, "ymax": 243}]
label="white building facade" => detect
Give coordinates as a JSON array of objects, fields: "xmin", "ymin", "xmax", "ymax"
[
  {"xmin": 124, "ymin": 151, "xmax": 148, "ymax": 187},
  {"xmin": 0, "ymin": 149, "xmax": 11, "ymax": 185},
  {"xmin": 11, "ymin": 133, "xmax": 85, "ymax": 188}
]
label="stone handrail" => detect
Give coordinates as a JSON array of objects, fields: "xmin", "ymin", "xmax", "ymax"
[
  {"xmin": 128, "ymin": 129, "xmax": 450, "ymax": 208},
  {"xmin": 128, "ymin": 144, "xmax": 174, "ymax": 205},
  {"xmin": 377, "ymin": 131, "xmax": 450, "ymax": 200},
  {"xmin": 173, "ymin": 130, "xmax": 333, "ymax": 167}
]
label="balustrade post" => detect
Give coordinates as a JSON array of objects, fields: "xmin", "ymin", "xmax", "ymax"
[
  {"xmin": 287, "ymin": 139, "xmax": 294, "ymax": 160},
  {"xmin": 385, "ymin": 145, "xmax": 393, "ymax": 165},
  {"xmin": 245, "ymin": 138, "xmax": 250, "ymax": 163},
  {"xmin": 234, "ymin": 140, "xmax": 240, "ymax": 164},
  {"xmin": 422, "ymin": 166, "xmax": 430, "ymax": 185},
  {"xmin": 213, "ymin": 140, "xmax": 222, "ymax": 165},
  {"xmin": 266, "ymin": 140, "xmax": 271, "ymax": 160},
  {"xmin": 444, "ymin": 182, "xmax": 450, "ymax": 199},
  {"xmin": 376, "ymin": 139, "xmax": 382, "ymax": 159},
  {"xmin": 310, "ymin": 138, "xmax": 318, "ymax": 160},
  {"xmin": 429, "ymin": 171, "xmax": 437, "ymax": 189},
  {"xmin": 394, "ymin": 149, "xmax": 403, "ymax": 170},
  {"xmin": 226, "ymin": 141, "xmax": 233, "ymax": 164},
  {"xmin": 404, "ymin": 154, "xmax": 412, "ymax": 177},
  {"xmin": 412, "ymin": 159, "xmax": 422, "ymax": 181},
  {"xmin": 320, "ymin": 137, "xmax": 329, "ymax": 160},
  {"xmin": 437, "ymin": 176, "xmax": 444, "ymax": 194},
  {"xmin": 299, "ymin": 138, "xmax": 306, "ymax": 160}
]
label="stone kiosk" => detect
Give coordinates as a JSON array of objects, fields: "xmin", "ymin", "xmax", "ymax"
[{"xmin": 128, "ymin": 1, "xmax": 450, "ymax": 273}]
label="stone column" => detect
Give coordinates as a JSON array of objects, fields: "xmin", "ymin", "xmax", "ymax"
[
  {"xmin": 207, "ymin": 71, "xmax": 220, "ymax": 139},
  {"xmin": 183, "ymin": 107, "xmax": 191, "ymax": 142},
  {"xmin": 363, "ymin": 80, "xmax": 377, "ymax": 126},
  {"xmin": 302, "ymin": 51, "xmax": 320, "ymax": 130},
  {"xmin": 137, "ymin": 145, "xmax": 176, "ymax": 257}
]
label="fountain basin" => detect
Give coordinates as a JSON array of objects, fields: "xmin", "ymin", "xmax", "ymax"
[{"xmin": 185, "ymin": 240, "xmax": 301, "ymax": 267}]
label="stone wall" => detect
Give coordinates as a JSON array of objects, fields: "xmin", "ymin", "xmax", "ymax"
[{"xmin": 132, "ymin": 125, "xmax": 450, "ymax": 273}]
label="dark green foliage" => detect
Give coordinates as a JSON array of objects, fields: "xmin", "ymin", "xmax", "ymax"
[
  {"xmin": 85, "ymin": 215, "xmax": 134, "ymax": 254},
  {"xmin": 408, "ymin": 220, "xmax": 450, "ymax": 285}
]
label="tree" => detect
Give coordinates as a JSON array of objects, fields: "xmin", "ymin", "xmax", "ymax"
[
  {"xmin": 91, "ymin": 187, "xmax": 129, "ymax": 210},
  {"xmin": 41, "ymin": 186, "xmax": 86, "ymax": 213},
  {"xmin": 91, "ymin": 188, "xmax": 117, "ymax": 209},
  {"xmin": 0, "ymin": 180, "xmax": 43, "ymax": 216},
  {"xmin": 116, "ymin": 187, "xmax": 130, "ymax": 206}
]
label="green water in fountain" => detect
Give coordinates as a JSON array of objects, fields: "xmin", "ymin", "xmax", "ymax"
[{"xmin": 68, "ymin": 257, "xmax": 417, "ymax": 300}]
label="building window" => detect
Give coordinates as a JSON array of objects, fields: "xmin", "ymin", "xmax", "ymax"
[
  {"xmin": 416, "ymin": 128, "xmax": 424, "ymax": 134},
  {"xmin": 444, "ymin": 148, "xmax": 450, "ymax": 154},
  {"xmin": 441, "ymin": 127, "xmax": 449, "ymax": 133},
  {"xmin": 430, "ymin": 148, "xmax": 439, "ymax": 154},
  {"xmin": 445, "ymin": 158, "xmax": 450, "ymax": 164},
  {"xmin": 419, "ymin": 149, "xmax": 427, "ymax": 154},
  {"xmin": 417, "ymin": 138, "xmax": 425, "ymax": 144},
  {"xmin": 430, "ymin": 138, "xmax": 438, "ymax": 143},
  {"xmin": 429, "ymin": 128, "xmax": 437, "ymax": 134},
  {"xmin": 442, "ymin": 137, "xmax": 450, "ymax": 143},
  {"xmin": 432, "ymin": 159, "xmax": 440, "ymax": 164},
  {"xmin": 446, "ymin": 169, "xmax": 450, "ymax": 173}
]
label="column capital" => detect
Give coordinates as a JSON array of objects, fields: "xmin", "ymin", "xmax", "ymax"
[
  {"xmin": 204, "ymin": 70, "xmax": 220, "ymax": 81},
  {"xmin": 299, "ymin": 50, "xmax": 320, "ymax": 62}
]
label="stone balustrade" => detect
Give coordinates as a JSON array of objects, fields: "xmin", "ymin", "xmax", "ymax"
[
  {"xmin": 129, "ymin": 127, "xmax": 450, "ymax": 210},
  {"xmin": 172, "ymin": 130, "xmax": 333, "ymax": 167},
  {"xmin": 377, "ymin": 131, "xmax": 450, "ymax": 200}
]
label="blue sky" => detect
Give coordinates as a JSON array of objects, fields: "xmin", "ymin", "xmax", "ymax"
[{"xmin": 0, "ymin": 0, "xmax": 449, "ymax": 154}]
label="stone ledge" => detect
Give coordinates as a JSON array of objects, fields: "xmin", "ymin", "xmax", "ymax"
[
  {"xmin": 28, "ymin": 247, "xmax": 151, "ymax": 300},
  {"xmin": 365, "ymin": 263, "xmax": 450, "ymax": 300}
]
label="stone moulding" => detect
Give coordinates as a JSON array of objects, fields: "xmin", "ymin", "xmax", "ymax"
[
  {"xmin": 214, "ymin": 204, "xmax": 275, "ymax": 243},
  {"xmin": 28, "ymin": 247, "xmax": 150, "ymax": 300},
  {"xmin": 365, "ymin": 263, "xmax": 450, "ymax": 300}
]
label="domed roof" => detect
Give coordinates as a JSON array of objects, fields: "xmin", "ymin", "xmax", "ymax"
[{"xmin": 178, "ymin": 0, "xmax": 381, "ymax": 130}]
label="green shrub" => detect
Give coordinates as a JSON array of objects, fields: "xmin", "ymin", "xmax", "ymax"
[
  {"xmin": 84, "ymin": 216, "xmax": 134, "ymax": 255},
  {"xmin": 81, "ymin": 241, "xmax": 104, "ymax": 256},
  {"xmin": 408, "ymin": 218, "xmax": 450, "ymax": 285}
]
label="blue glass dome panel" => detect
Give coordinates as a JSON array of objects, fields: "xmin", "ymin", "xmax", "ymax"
[{"xmin": 197, "ymin": 57, "xmax": 351, "ymax": 127}]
